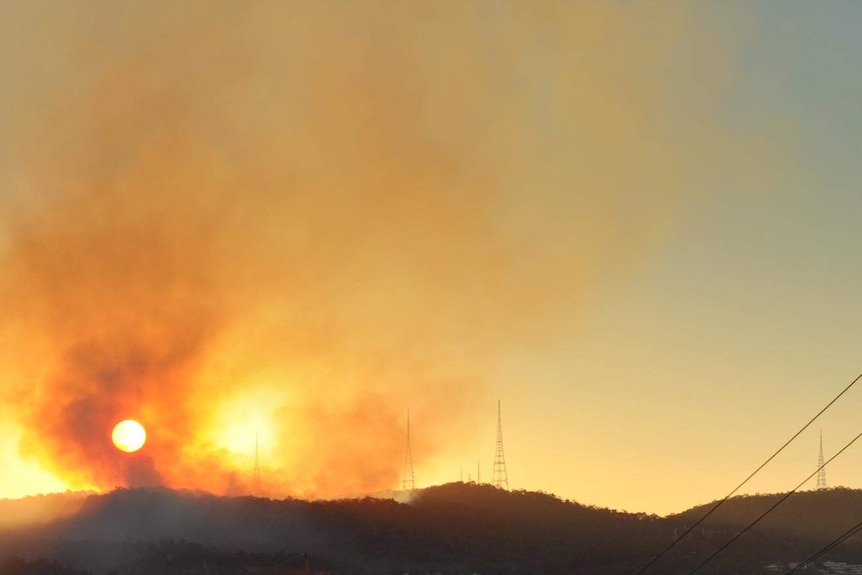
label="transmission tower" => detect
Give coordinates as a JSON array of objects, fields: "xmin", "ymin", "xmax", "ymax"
[
  {"xmin": 492, "ymin": 400, "xmax": 509, "ymax": 490},
  {"xmin": 816, "ymin": 430, "xmax": 827, "ymax": 490},
  {"xmin": 253, "ymin": 433, "xmax": 261, "ymax": 496},
  {"xmin": 403, "ymin": 410, "xmax": 415, "ymax": 491}
]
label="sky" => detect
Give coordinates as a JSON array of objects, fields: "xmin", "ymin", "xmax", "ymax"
[{"xmin": 0, "ymin": 1, "xmax": 861, "ymax": 516}]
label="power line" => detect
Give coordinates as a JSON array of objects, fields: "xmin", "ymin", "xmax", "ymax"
[
  {"xmin": 784, "ymin": 519, "xmax": 862, "ymax": 575},
  {"xmin": 635, "ymin": 370, "xmax": 862, "ymax": 575},
  {"xmin": 685, "ymin": 427, "xmax": 862, "ymax": 575}
]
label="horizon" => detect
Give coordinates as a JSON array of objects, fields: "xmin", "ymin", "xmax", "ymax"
[{"xmin": 2, "ymin": 479, "xmax": 856, "ymax": 520}]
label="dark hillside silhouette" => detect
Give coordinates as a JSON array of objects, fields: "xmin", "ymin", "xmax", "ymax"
[
  {"xmin": 672, "ymin": 487, "xmax": 862, "ymax": 541},
  {"xmin": 3, "ymin": 484, "xmax": 862, "ymax": 574}
]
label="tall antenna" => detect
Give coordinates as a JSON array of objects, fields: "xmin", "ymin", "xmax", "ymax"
[
  {"xmin": 492, "ymin": 400, "xmax": 509, "ymax": 490},
  {"xmin": 403, "ymin": 409, "xmax": 415, "ymax": 491},
  {"xmin": 253, "ymin": 433, "xmax": 261, "ymax": 496},
  {"xmin": 816, "ymin": 430, "xmax": 827, "ymax": 490}
]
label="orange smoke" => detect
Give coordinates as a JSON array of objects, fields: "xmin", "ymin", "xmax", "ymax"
[{"xmin": 0, "ymin": 1, "xmax": 757, "ymax": 498}]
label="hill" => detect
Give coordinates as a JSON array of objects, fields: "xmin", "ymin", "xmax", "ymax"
[
  {"xmin": 671, "ymin": 487, "xmax": 862, "ymax": 541},
  {"xmin": 2, "ymin": 484, "xmax": 862, "ymax": 574},
  {"xmin": 0, "ymin": 484, "xmax": 664, "ymax": 574}
]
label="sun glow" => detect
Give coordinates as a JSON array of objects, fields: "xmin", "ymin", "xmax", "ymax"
[
  {"xmin": 111, "ymin": 420, "xmax": 146, "ymax": 453},
  {"xmin": 210, "ymin": 400, "xmax": 276, "ymax": 455}
]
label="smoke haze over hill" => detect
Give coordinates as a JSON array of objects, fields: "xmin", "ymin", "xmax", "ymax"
[{"xmin": 0, "ymin": 2, "xmax": 775, "ymax": 501}]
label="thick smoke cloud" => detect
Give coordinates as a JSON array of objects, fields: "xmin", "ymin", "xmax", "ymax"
[{"xmin": 0, "ymin": 1, "xmax": 758, "ymax": 498}]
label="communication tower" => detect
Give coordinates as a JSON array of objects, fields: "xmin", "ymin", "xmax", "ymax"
[
  {"xmin": 816, "ymin": 430, "xmax": 827, "ymax": 490},
  {"xmin": 253, "ymin": 433, "xmax": 262, "ymax": 496},
  {"xmin": 492, "ymin": 400, "xmax": 509, "ymax": 490},
  {"xmin": 403, "ymin": 410, "xmax": 415, "ymax": 491}
]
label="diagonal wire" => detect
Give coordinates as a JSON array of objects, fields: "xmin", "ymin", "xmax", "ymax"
[
  {"xmin": 635, "ymin": 371, "xmax": 862, "ymax": 575},
  {"xmin": 685, "ymin": 428, "xmax": 862, "ymax": 575},
  {"xmin": 784, "ymin": 519, "xmax": 862, "ymax": 575}
]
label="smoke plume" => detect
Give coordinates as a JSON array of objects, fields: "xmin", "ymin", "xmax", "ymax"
[{"xmin": 0, "ymin": 1, "xmax": 753, "ymax": 497}]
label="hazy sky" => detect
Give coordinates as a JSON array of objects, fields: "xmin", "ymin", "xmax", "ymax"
[
  {"xmin": 1, "ymin": 1, "xmax": 861, "ymax": 516},
  {"xmin": 496, "ymin": 1, "xmax": 862, "ymax": 514}
]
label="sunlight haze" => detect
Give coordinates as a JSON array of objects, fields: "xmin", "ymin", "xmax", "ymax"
[{"xmin": 1, "ymin": 1, "xmax": 861, "ymax": 516}]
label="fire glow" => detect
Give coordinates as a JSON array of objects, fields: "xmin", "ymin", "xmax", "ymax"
[{"xmin": 0, "ymin": 1, "xmax": 734, "ymax": 501}]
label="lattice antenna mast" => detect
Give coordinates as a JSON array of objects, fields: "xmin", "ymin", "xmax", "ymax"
[
  {"xmin": 492, "ymin": 400, "xmax": 509, "ymax": 490},
  {"xmin": 253, "ymin": 433, "xmax": 262, "ymax": 496},
  {"xmin": 816, "ymin": 430, "xmax": 827, "ymax": 490},
  {"xmin": 403, "ymin": 410, "xmax": 415, "ymax": 491}
]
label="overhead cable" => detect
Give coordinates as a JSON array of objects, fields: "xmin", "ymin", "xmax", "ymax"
[
  {"xmin": 635, "ymin": 370, "xmax": 862, "ymax": 575},
  {"xmin": 784, "ymin": 519, "xmax": 862, "ymax": 575},
  {"xmin": 686, "ymin": 428, "xmax": 862, "ymax": 575}
]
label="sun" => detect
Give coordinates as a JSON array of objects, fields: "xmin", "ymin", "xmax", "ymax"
[{"xmin": 112, "ymin": 419, "xmax": 147, "ymax": 453}]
